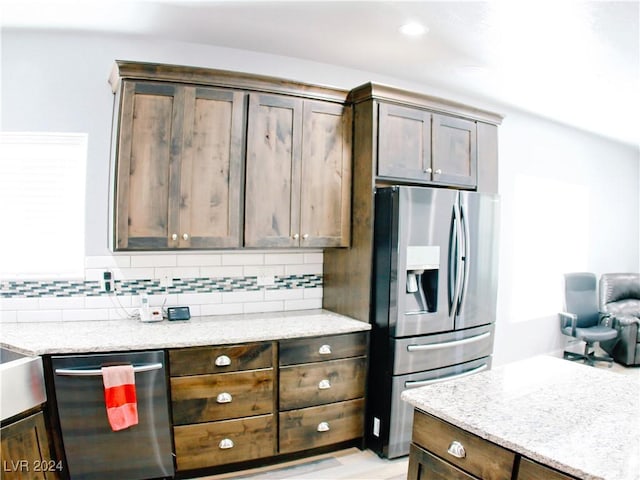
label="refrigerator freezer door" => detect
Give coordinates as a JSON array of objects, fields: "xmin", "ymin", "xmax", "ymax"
[{"xmin": 456, "ymin": 191, "xmax": 500, "ymax": 329}]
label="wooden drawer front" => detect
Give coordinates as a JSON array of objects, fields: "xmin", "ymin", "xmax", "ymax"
[
  {"xmin": 408, "ymin": 444, "xmax": 478, "ymax": 480},
  {"xmin": 171, "ymin": 369, "xmax": 274, "ymax": 425},
  {"xmin": 279, "ymin": 332, "xmax": 368, "ymax": 366},
  {"xmin": 413, "ymin": 411, "xmax": 515, "ymax": 480},
  {"xmin": 174, "ymin": 414, "xmax": 275, "ymax": 470},
  {"xmin": 279, "ymin": 398, "xmax": 364, "ymax": 454},
  {"xmin": 279, "ymin": 357, "xmax": 366, "ymax": 410},
  {"xmin": 518, "ymin": 458, "xmax": 576, "ymax": 480},
  {"xmin": 170, "ymin": 342, "xmax": 272, "ymax": 376}
]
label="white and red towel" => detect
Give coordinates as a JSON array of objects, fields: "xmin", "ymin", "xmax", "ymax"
[{"xmin": 101, "ymin": 365, "xmax": 139, "ymax": 431}]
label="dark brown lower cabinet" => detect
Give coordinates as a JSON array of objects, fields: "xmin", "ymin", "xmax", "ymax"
[
  {"xmin": 1, "ymin": 411, "xmax": 59, "ymax": 480},
  {"xmin": 408, "ymin": 410, "xmax": 578, "ymax": 480}
]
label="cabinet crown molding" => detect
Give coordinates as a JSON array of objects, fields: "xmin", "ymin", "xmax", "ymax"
[
  {"xmin": 349, "ymin": 82, "xmax": 503, "ymax": 125},
  {"xmin": 109, "ymin": 60, "xmax": 349, "ymax": 103}
]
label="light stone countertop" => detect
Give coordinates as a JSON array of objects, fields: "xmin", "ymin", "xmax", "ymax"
[
  {"xmin": 0, "ymin": 309, "xmax": 370, "ymax": 355},
  {"xmin": 401, "ymin": 355, "xmax": 640, "ymax": 480}
]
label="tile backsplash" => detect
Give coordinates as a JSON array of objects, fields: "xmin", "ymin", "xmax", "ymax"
[{"xmin": 0, "ymin": 251, "xmax": 324, "ymax": 323}]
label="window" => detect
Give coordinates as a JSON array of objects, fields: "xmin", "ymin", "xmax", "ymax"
[{"xmin": 0, "ymin": 132, "xmax": 88, "ymax": 279}]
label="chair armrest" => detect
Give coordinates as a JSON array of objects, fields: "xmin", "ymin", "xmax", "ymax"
[
  {"xmin": 559, "ymin": 311, "xmax": 577, "ymax": 336},
  {"xmin": 612, "ymin": 315, "xmax": 640, "ymax": 327},
  {"xmin": 599, "ymin": 312, "xmax": 612, "ymax": 327}
]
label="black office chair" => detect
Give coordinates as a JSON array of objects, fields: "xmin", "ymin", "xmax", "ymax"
[{"xmin": 559, "ymin": 272, "xmax": 618, "ymax": 366}]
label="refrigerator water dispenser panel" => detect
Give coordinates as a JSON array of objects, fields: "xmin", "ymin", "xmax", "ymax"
[{"xmin": 405, "ymin": 246, "xmax": 440, "ymax": 314}]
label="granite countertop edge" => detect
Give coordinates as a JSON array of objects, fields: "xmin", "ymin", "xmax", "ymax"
[{"xmin": 1, "ymin": 309, "xmax": 371, "ymax": 356}]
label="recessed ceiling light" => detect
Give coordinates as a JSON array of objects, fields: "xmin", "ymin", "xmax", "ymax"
[{"xmin": 400, "ymin": 22, "xmax": 428, "ymax": 37}]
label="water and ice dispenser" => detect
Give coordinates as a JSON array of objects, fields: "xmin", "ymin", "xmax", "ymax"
[{"xmin": 404, "ymin": 246, "xmax": 439, "ymax": 314}]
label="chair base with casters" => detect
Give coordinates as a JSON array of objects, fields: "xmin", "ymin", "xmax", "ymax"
[{"xmin": 560, "ymin": 313, "xmax": 618, "ymax": 366}]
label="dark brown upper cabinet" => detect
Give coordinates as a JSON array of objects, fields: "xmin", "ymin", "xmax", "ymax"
[
  {"xmin": 112, "ymin": 80, "xmax": 244, "ymax": 250},
  {"xmin": 244, "ymin": 93, "xmax": 351, "ymax": 248}
]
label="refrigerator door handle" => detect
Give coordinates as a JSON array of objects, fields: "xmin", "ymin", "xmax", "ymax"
[
  {"xmin": 458, "ymin": 203, "xmax": 471, "ymax": 310},
  {"xmin": 55, "ymin": 363, "xmax": 163, "ymax": 377},
  {"xmin": 450, "ymin": 203, "xmax": 464, "ymax": 317}
]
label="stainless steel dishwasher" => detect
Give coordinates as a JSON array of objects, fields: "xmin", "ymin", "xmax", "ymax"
[{"xmin": 51, "ymin": 350, "xmax": 174, "ymax": 480}]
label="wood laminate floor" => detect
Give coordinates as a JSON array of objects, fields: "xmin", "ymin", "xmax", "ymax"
[{"xmin": 198, "ymin": 448, "xmax": 408, "ymax": 480}]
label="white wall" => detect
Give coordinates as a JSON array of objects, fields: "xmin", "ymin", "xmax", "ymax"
[{"xmin": 2, "ymin": 30, "xmax": 638, "ymax": 363}]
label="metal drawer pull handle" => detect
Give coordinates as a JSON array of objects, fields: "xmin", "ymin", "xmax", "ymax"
[
  {"xmin": 215, "ymin": 355, "xmax": 231, "ymax": 367},
  {"xmin": 219, "ymin": 438, "xmax": 234, "ymax": 449},
  {"xmin": 318, "ymin": 379, "xmax": 331, "ymax": 390},
  {"xmin": 55, "ymin": 363, "xmax": 162, "ymax": 377},
  {"xmin": 317, "ymin": 422, "xmax": 330, "ymax": 432},
  {"xmin": 404, "ymin": 364, "xmax": 488, "ymax": 388},
  {"xmin": 447, "ymin": 441, "xmax": 466, "ymax": 459},
  {"xmin": 216, "ymin": 392, "xmax": 232, "ymax": 404},
  {"xmin": 407, "ymin": 332, "xmax": 491, "ymax": 352},
  {"xmin": 318, "ymin": 344, "xmax": 332, "ymax": 355}
]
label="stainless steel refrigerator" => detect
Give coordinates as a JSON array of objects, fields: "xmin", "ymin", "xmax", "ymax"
[{"xmin": 367, "ymin": 186, "xmax": 500, "ymax": 458}]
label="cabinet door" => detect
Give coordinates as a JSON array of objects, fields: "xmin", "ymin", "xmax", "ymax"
[
  {"xmin": 432, "ymin": 114, "xmax": 477, "ymax": 188},
  {"xmin": 178, "ymin": 87, "xmax": 244, "ymax": 248},
  {"xmin": 299, "ymin": 101, "xmax": 352, "ymax": 247},
  {"xmin": 1, "ymin": 412, "xmax": 56, "ymax": 480},
  {"xmin": 115, "ymin": 81, "xmax": 183, "ymax": 249},
  {"xmin": 518, "ymin": 458, "xmax": 576, "ymax": 480},
  {"xmin": 245, "ymin": 93, "xmax": 303, "ymax": 247},
  {"xmin": 377, "ymin": 103, "xmax": 431, "ymax": 181}
]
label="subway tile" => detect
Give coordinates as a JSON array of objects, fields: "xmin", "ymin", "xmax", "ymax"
[
  {"xmin": 177, "ymin": 292, "xmax": 222, "ymax": 305},
  {"xmin": 130, "ymin": 255, "xmax": 177, "ymax": 268},
  {"xmin": 284, "ymin": 298, "xmax": 323, "ymax": 311},
  {"xmin": 84, "ymin": 268, "xmax": 106, "ymax": 282},
  {"xmin": 17, "ymin": 310, "xmax": 63, "ymax": 323},
  {"xmin": 244, "ymin": 301, "xmax": 285, "ymax": 314},
  {"xmin": 200, "ymin": 303, "xmax": 243, "ymax": 316},
  {"xmin": 243, "ymin": 265, "xmax": 285, "ymax": 277},
  {"xmin": 285, "ymin": 263, "xmax": 323, "ymax": 275},
  {"xmin": 85, "ymin": 295, "xmax": 132, "ymax": 309},
  {"xmin": 155, "ymin": 267, "xmax": 200, "ymax": 281},
  {"xmin": 304, "ymin": 287, "xmax": 323, "ymax": 299},
  {"xmin": 177, "ymin": 254, "xmax": 222, "ymax": 267},
  {"xmin": 303, "ymin": 252, "xmax": 324, "ymax": 264},
  {"xmin": 200, "ymin": 266, "xmax": 244, "ymax": 278},
  {"xmin": 108, "ymin": 307, "xmax": 138, "ymax": 321},
  {"xmin": 85, "ymin": 255, "xmax": 131, "ymax": 269},
  {"xmin": 0, "ymin": 310, "xmax": 17, "ymax": 323},
  {"xmin": 39, "ymin": 296, "xmax": 85, "ymax": 310},
  {"xmin": 264, "ymin": 289, "xmax": 304, "ymax": 301},
  {"xmin": 264, "ymin": 253, "xmax": 305, "ymax": 265},
  {"xmin": 63, "ymin": 309, "xmax": 110, "ymax": 321},
  {"xmin": 2, "ymin": 297, "xmax": 40, "ymax": 310},
  {"xmin": 222, "ymin": 290, "xmax": 264, "ymax": 304},
  {"xmin": 116, "ymin": 268, "xmax": 156, "ymax": 280},
  {"xmin": 221, "ymin": 253, "xmax": 264, "ymax": 266}
]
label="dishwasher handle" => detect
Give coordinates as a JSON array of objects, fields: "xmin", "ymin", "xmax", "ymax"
[{"xmin": 55, "ymin": 362, "xmax": 163, "ymax": 377}]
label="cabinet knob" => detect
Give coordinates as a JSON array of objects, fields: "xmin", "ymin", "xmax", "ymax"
[
  {"xmin": 292, "ymin": 233, "xmax": 300, "ymax": 240},
  {"xmin": 302, "ymin": 233, "xmax": 309, "ymax": 240},
  {"xmin": 435, "ymin": 169, "xmax": 442, "ymax": 175},
  {"xmin": 424, "ymin": 167, "xmax": 433, "ymax": 174},
  {"xmin": 447, "ymin": 440, "xmax": 466, "ymax": 459},
  {"xmin": 216, "ymin": 392, "xmax": 233, "ymax": 404},
  {"xmin": 182, "ymin": 233, "xmax": 189, "ymax": 240},
  {"xmin": 317, "ymin": 422, "xmax": 330, "ymax": 432},
  {"xmin": 214, "ymin": 355, "xmax": 231, "ymax": 367},
  {"xmin": 318, "ymin": 379, "xmax": 331, "ymax": 390},
  {"xmin": 318, "ymin": 344, "xmax": 332, "ymax": 355},
  {"xmin": 171, "ymin": 233, "xmax": 178, "ymax": 241},
  {"xmin": 219, "ymin": 438, "xmax": 234, "ymax": 449}
]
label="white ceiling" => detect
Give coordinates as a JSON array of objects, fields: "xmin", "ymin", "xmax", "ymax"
[{"xmin": 1, "ymin": 0, "xmax": 639, "ymax": 146}]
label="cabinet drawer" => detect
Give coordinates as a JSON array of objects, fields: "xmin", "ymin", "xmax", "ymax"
[
  {"xmin": 171, "ymin": 369, "xmax": 274, "ymax": 425},
  {"xmin": 412, "ymin": 411, "xmax": 515, "ymax": 480},
  {"xmin": 408, "ymin": 443, "xmax": 478, "ymax": 480},
  {"xmin": 518, "ymin": 458, "xmax": 576, "ymax": 480},
  {"xmin": 174, "ymin": 414, "xmax": 275, "ymax": 470},
  {"xmin": 170, "ymin": 342, "xmax": 272, "ymax": 376},
  {"xmin": 279, "ymin": 332, "xmax": 368, "ymax": 365},
  {"xmin": 279, "ymin": 357, "xmax": 366, "ymax": 410},
  {"xmin": 279, "ymin": 398, "xmax": 364, "ymax": 454}
]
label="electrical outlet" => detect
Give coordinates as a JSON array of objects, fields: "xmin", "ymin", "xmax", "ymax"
[{"xmin": 102, "ymin": 270, "xmax": 112, "ymax": 293}]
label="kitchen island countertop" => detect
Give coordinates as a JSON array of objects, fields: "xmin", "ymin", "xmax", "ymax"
[
  {"xmin": 402, "ymin": 355, "xmax": 640, "ymax": 480},
  {"xmin": 0, "ymin": 309, "xmax": 370, "ymax": 355}
]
